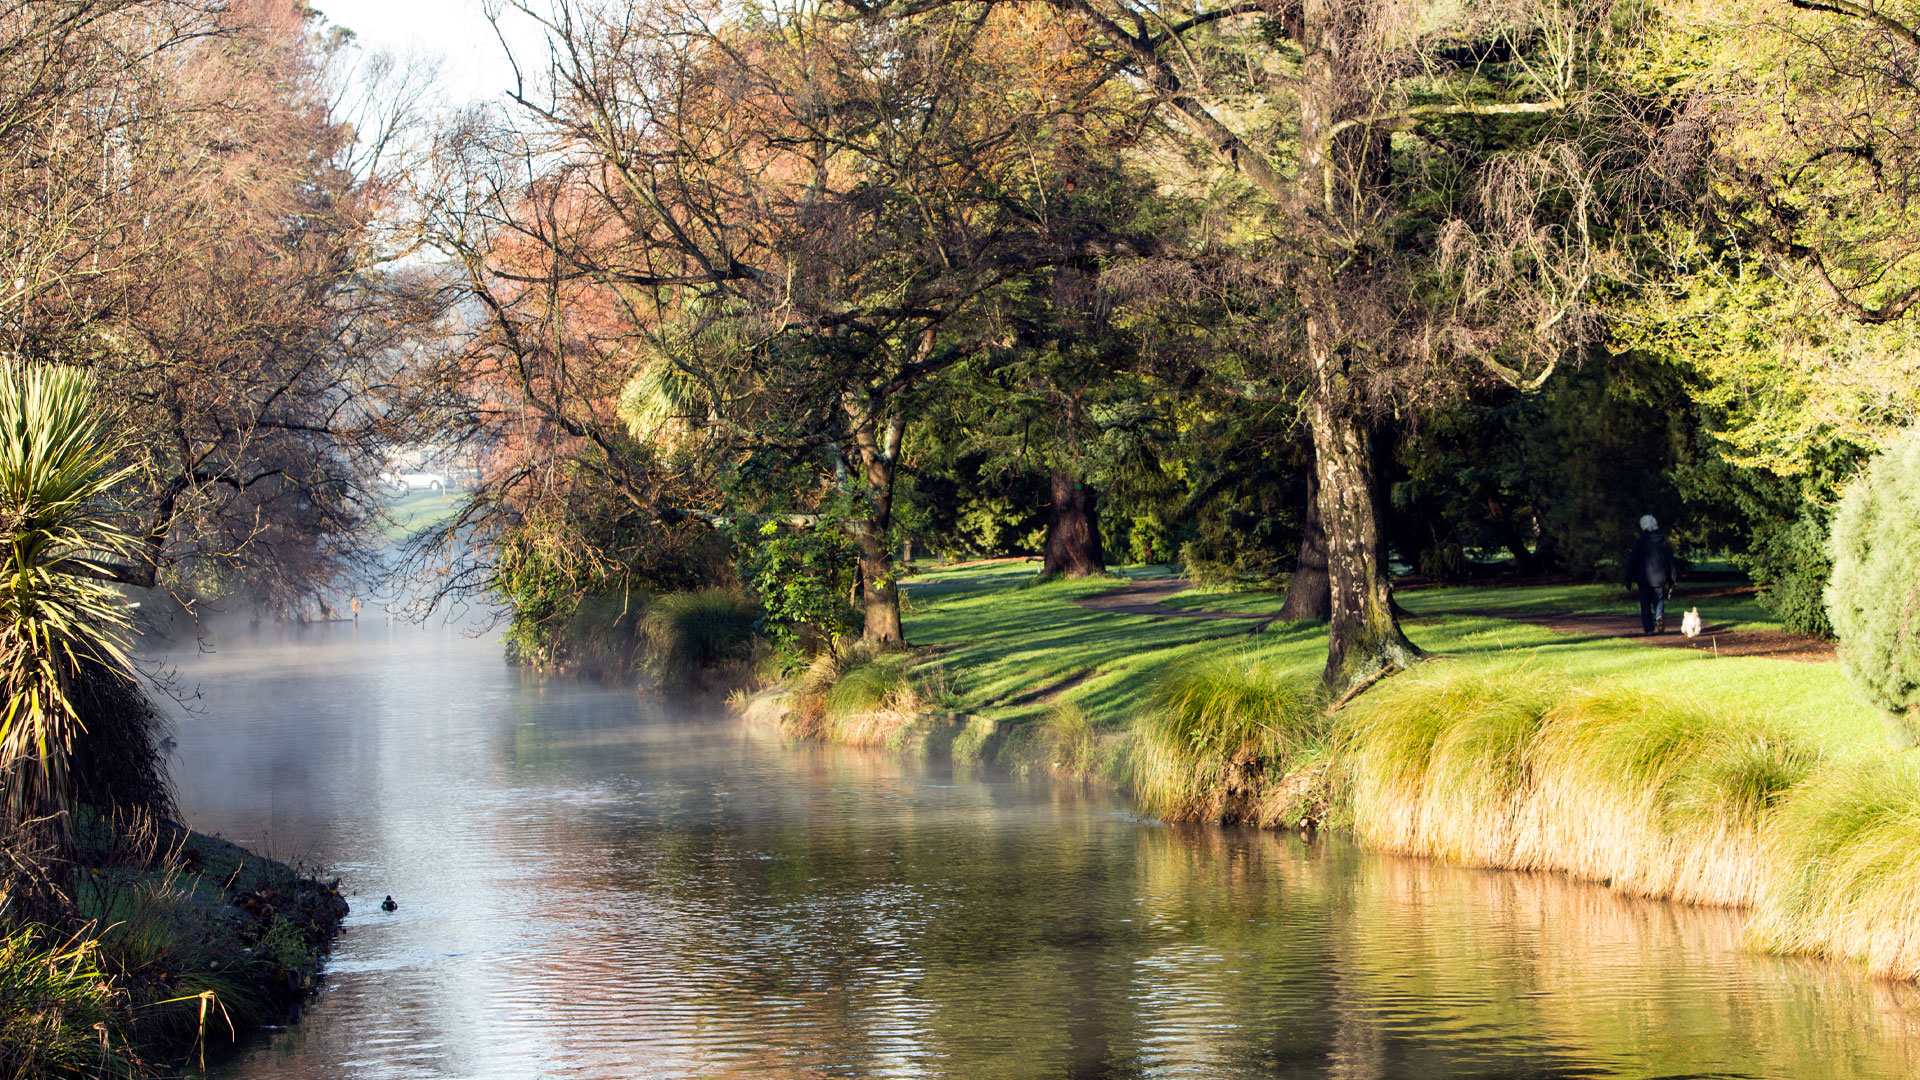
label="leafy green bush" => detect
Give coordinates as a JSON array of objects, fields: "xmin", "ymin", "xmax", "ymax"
[
  {"xmin": 1827, "ymin": 428, "xmax": 1920, "ymax": 735},
  {"xmin": 736, "ymin": 515, "xmax": 862, "ymax": 655},
  {"xmin": 1748, "ymin": 512, "xmax": 1834, "ymax": 638}
]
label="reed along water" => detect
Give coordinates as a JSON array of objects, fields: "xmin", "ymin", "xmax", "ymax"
[{"xmin": 163, "ymin": 621, "xmax": 1920, "ymax": 1079}]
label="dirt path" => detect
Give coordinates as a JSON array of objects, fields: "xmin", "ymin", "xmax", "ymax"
[
  {"xmin": 1473, "ymin": 609, "xmax": 1836, "ymax": 662},
  {"xmin": 1073, "ymin": 578, "xmax": 1268, "ymax": 620},
  {"xmin": 1073, "ymin": 577, "xmax": 1835, "ymax": 662}
]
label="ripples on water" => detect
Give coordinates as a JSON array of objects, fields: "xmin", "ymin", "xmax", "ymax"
[{"xmin": 153, "ymin": 621, "xmax": 1920, "ymax": 1079}]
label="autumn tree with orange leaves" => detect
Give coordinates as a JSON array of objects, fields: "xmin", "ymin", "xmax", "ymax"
[{"xmin": 424, "ymin": 0, "xmax": 1134, "ymax": 646}]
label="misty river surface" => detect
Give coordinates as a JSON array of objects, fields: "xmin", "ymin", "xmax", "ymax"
[{"xmin": 157, "ymin": 622, "xmax": 1920, "ymax": 1080}]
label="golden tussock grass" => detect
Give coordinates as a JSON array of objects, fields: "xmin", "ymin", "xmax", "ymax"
[
  {"xmin": 1342, "ymin": 662, "xmax": 1819, "ymax": 908},
  {"xmin": 1748, "ymin": 753, "xmax": 1920, "ymax": 980},
  {"xmin": 1128, "ymin": 654, "xmax": 1329, "ymax": 825},
  {"xmin": 779, "ymin": 645, "xmax": 952, "ymax": 747}
]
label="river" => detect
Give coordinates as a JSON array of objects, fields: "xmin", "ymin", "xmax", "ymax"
[{"xmin": 159, "ymin": 620, "xmax": 1920, "ymax": 1079}]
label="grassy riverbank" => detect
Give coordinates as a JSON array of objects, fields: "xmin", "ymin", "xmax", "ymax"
[
  {"xmin": 757, "ymin": 560, "xmax": 1920, "ymax": 980},
  {"xmin": 2, "ymin": 823, "xmax": 346, "ymax": 1077}
]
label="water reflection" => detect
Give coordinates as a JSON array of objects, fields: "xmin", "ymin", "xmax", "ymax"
[{"xmin": 153, "ymin": 622, "xmax": 1920, "ymax": 1079}]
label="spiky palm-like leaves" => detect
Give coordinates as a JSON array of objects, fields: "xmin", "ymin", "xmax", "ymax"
[{"xmin": 0, "ymin": 363, "xmax": 139, "ymax": 832}]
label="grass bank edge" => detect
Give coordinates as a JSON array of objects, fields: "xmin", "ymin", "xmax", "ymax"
[
  {"xmin": 3, "ymin": 823, "xmax": 347, "ymax": 1077},
  {"xmin": 741, "ymin": 561, "xmax": 1920, "ymax": 982}
]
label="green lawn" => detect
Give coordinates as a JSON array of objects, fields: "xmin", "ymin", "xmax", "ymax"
[
  {"xmin": 900, "ymin": 563, "xmax": 1893, "ymax": 758},
  {"xmin": 380, "ymin": 489, "xmax": 464, "ymax": 540}
]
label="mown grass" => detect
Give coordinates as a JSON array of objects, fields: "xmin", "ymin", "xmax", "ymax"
[{"xmin": 871, "ymin": 561, "xmax": 1920, "ymax": 979}]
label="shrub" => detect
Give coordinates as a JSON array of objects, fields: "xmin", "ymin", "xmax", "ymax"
[
  {"xmin": 1748, "ymin": 512, "xmax": 1834, "ymax": 638},
  {"xmin": 1827, "ymin": 427, "xmax": 1920, "ymax": 735},
  {"xmin": 642, "ymin": 590, "xmax": 759, "ymax": 682},
  {"xmin": 737, "ymin": 513, "xmax": 862, "ymax": 654}
]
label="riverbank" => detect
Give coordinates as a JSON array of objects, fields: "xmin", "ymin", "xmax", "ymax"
[
  {"xmin": 4, "ymin": 822, "xmax": 346, "ymax": 1077},
  {"xmin": 748, "ymin": 560, "xmax": 1920, "ymax": 981}
]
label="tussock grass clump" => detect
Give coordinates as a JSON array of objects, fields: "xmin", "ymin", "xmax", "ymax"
[
  {"xmin": 1343, "ymin": 663, "xmax": 1820, "ymax": 907},
  {"xmin": 1130, "ymin": 655, "xmax": 1325, "ymax": 823},
  {"xmin": 1041, "ymin": 702, "xmax": 1098, "ymax": 779},
  {"xmin": 1341, "ymin": 662, "xmax": 1560, "ymax": 865},
  {"xmin": 0, "ymin": 924, "xmax": 138, "ymax": 1079},
  {"xmin": 785, "ymin": 645, "xmax": 952, "ymax": 746},
  {"xmin": 1751, "ymin": 754, "xmax": 1920, "ymax": 979},
  {"xmin": 1527, "ymin": 685, "xmax": 1818, "ymax": 906},
  {"xmin": 643, "ymin": 589, "xmax": 758, "ymax": 683}
]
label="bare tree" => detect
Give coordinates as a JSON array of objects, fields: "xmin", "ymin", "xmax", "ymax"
[{"xmin": 0, "ymin": 0, "xmax": 445, "ymax": 610}]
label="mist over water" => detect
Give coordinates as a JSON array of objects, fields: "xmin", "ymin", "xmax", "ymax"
[{"xmin": 152, "ymin": 623, "xmax": 1920, "ymax": 1079}]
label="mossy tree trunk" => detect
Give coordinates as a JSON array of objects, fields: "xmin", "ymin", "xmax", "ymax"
[
  {"xmin": 849, "ymin": 409, "xmax": 906, "ymax": 647},
  {"xmin": 1307, "ymin": 320, "xmax": 1423, "ymax": 687}
]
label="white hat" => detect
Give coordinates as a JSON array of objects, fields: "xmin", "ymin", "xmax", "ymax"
[{"xmin": 1639, "ymin": 514, "xmax": 1659, "ymax": 531}]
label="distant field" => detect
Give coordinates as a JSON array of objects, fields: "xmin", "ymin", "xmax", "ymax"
[{"xmin": 380, "ymin": 489, "xmax": 465, "ymax": 540}]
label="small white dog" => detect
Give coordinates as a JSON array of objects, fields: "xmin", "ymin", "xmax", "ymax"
[{"xmin": 1681, "ymin": 607, "xmax": 1703, "ymax": 639}]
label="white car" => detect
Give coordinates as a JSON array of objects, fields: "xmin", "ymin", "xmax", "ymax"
[{"xmin": 380, "ymin": 470, "xmax": 449, "ymax": 494}]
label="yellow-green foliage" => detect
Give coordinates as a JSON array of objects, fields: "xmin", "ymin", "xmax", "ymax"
[
  {"xmin": 1130, "ymin": 655, "xmax": 1325, "ymax": 823},
  {"xmin": 0, "ymin": 924, "xmax": 139, "ymax": 1079},
  {"xmin": 1828, "ymin": 427, "xmax": 1920, "ymax": 737},
  {"xmin": 1751, "ymin": 754, "xmax": 1920, "ymax": 980}
]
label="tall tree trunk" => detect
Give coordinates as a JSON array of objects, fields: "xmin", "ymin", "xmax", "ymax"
[
  {"xmin": 1295, "ymin": 5, "xmax": 1418, "ymax": 689},
  {"xmin": 1278, "ymin": 462, "xmax": 1331, "ymax": 620},
  {"xmin": 1307, "ymin": 322, "xmax": 1423, "ymax": 688},
  {"xmin": 1041, "ymin": 471, "xmax": 1104, "ymax": 578},
  {"xmin": 850, "ymin": 413, "xmax": 906, "ymax": 647}
]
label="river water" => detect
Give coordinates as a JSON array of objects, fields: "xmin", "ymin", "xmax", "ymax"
[{"xmin": 159, "ymin": 621, "xmax": 1920, "ymax": 1079}]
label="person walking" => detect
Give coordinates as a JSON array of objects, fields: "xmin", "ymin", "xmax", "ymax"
[{"xmin": 1625, "ymin": 514, "xmax": 1678, "ymax": 635}]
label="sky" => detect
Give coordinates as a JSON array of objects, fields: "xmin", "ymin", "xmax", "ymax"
[{"xmin": 310, "ymin": 0, "xmax": 550, "ymax": 107}]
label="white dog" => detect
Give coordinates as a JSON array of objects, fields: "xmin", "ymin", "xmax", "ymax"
[{"xmin": 1681, "ymin": 607, "xmax": 1703, "ymax": 639}]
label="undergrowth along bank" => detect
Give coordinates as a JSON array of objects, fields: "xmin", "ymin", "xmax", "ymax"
[
  {"xmin": 746, "ymin": 560, "xmax": 1920, "ymax": 981},
  {"xmin": 0, "ymin": 823, "xmax": 346, "ymax": 1077}
]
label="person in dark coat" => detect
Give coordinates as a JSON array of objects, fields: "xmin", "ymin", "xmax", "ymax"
[{"xmin": 1625, "ymin": 514, "xmax": 1678, "ymax": 634}]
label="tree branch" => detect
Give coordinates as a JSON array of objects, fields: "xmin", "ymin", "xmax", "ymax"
[
  {"xmin": 1790, "ymin": 0, "xmax": 1920, "ymax": 53},
  {"xmin": 1322, "ymin": 99, "xmax": 1564, "ymax": 144}
]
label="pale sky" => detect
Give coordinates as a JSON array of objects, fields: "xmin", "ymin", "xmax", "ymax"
[{"xmin": 311, "ymin": 0, "xmax": 550, "ymax": 107}]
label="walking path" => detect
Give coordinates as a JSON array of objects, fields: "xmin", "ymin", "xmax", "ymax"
[
  {"xmin": 1474, "ymin": 608, "xmax": 1835, "ymax": 662},
  {"xmin": 1072, "ymin": 577, "xmax": 1267, "ymax": 620},
  {"xmin": 1072, "ymin": 576, "xmax": 1836, "ymax": 662}
]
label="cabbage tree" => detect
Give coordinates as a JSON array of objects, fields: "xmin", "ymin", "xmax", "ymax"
[{"xmin": 0, "ymin": 362, "xmax": 139, "ymax": 831}]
